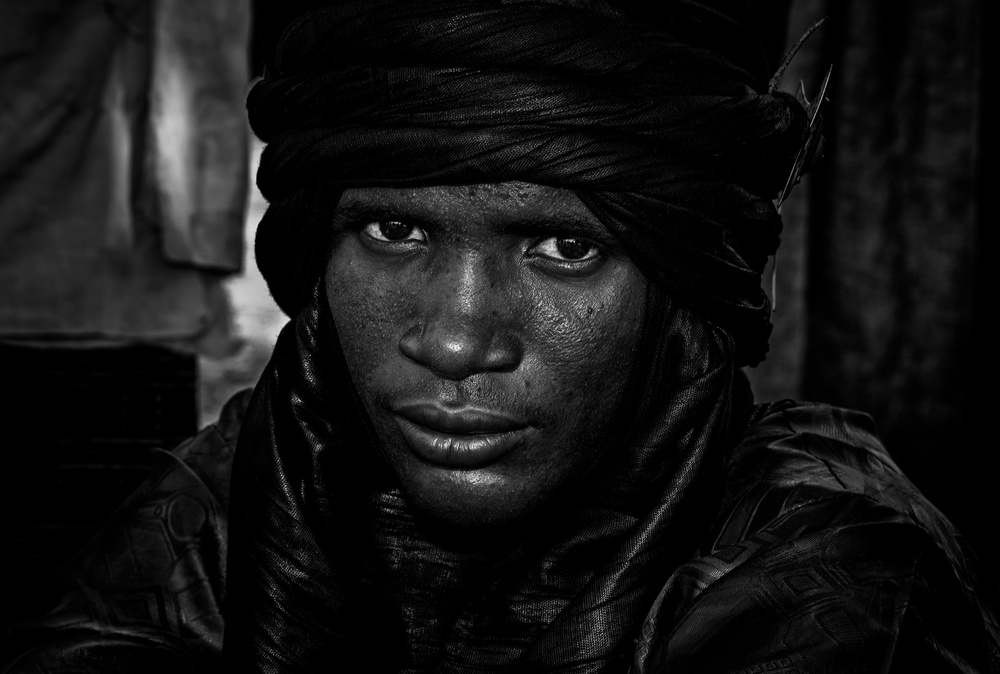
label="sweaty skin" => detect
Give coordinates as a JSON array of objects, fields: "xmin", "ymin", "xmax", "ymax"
[{"xmin": 325, "ymin": 182, "xmax": 646, "ymax": 525}]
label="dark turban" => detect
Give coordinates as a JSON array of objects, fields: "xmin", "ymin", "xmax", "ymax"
[{"xmin": 247, "ymin": 0, "xmax": 808, "ymax": 365}]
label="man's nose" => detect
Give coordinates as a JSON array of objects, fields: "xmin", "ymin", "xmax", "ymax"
[{"xmin": 398, "ymin": 256, "xmax": 523, "ymax": 381}]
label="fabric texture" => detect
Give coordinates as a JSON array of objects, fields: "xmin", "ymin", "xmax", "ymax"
[
  {"xmin": 634, "ymin": 402, "xmax": 1000, "ymax": 673},
  {"xmin": 0, "ymin": 0, "xmax": 248, "ymax": 351},
  {"xmin": 5, "ymin": 390, "xmax": 998, "ymax": 672}
]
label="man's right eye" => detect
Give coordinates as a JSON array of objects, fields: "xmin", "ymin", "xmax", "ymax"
[{"xmin": 362, "ymin": 220, "xmax": 427, "ymax": 243}]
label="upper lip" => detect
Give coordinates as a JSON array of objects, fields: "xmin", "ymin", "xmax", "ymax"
[{"xmin": 394, "ymin": 402, "xmax": 528, "ymax": 434}]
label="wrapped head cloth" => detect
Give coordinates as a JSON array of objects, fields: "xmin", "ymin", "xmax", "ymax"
[{"xmin": 248, "ymin": 0, "xmax": 809, "ymax": 366}]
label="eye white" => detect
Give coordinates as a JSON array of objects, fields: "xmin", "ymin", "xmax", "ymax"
[
  {"xmin": 531, "ymin": 237, "xmax": 599, "ymax": 262},
  {"xmin": 363, "ymin": 220, "xmax": 427, "ymax": 243}
]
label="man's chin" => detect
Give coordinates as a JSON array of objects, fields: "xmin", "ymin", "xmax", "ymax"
[{"xmin": 400, "ymin": 464, "xmax": 553, "ymax": 529}]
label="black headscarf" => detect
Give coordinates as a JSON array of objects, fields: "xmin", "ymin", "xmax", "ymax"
[
  {"xmin": 225, "ymin": 1, "xmax": 805, "ymax": 671},
  {"xmin": 247, "ymin": 0, "xmax": 808, "ymax": 366}
]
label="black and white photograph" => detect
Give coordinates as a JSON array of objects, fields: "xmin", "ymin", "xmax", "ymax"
[{"xmin": 1, "ymin": 1, "xmax": 996, "ymax": 671}]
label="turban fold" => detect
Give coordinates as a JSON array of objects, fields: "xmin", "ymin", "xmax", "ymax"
[{"xmin": 247, "ymin": 0, "xmax": 808, "ymax": 365}]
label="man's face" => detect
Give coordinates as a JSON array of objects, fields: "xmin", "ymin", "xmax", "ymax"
[{"xmin": 326, "ymin": 182, "xmax": 645, "ymax": 526}]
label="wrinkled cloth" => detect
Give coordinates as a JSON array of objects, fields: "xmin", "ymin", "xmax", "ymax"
[
  {"xmin": 635, "ymin": 403, "xmax": 1000, "ymax": 673},
  {"xmin": 0, "ymin": 0, "xmax": 248, "ymax": 350},
  {"xmin": 247, "ymin": 0, "xmax": 809, "ymax": 365},
  {"xmin": 4, "ymin": 390, "xmax": 998, "ymax": 672}
]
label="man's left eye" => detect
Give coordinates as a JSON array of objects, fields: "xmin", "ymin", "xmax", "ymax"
[
  {"xmin": 530, "ymin": 237, "xmax": 600, "ymax": 262},
  {"xmin": 362, "ymin": 220, "xmax": 427, "ymax": 243}
]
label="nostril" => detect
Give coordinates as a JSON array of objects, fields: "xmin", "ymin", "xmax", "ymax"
[
  {"xmin": 398, "ymin": 323, "xmax": 425, "ymax": 364},
  {"xmin": 398, "ymin": 320, "xmax": 522, "ymax": 380},
  {"xmin": 482, "ymin": 331, "xmax": 523, "ymax": 373}
]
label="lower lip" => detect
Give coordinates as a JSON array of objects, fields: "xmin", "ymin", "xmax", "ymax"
[{"xmin": 394, "ymin": 417, "xmax": 526, "ymax": 468}]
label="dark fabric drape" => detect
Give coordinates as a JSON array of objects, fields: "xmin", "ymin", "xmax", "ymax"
[
  {"xmin": 7, "ymin": 391, "xmax": 999, "ymax": 672},
  {"xmin": 747, "ymin": 0, "xmax": 994, "ymax": 569}
]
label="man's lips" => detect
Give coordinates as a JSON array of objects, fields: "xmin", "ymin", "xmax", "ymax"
[{"xmin": 392, "ymin": 403, "xmax": 530, "ymax": 468}]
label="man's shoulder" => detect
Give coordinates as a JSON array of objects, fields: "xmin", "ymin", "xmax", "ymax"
[
  {"xmin": 171, "ymin": 388, "xmax": 253, "ymax": 510},
  {"xmin": 713, "ymin": 399, "xmax": 953, "ymax": 551},
  {"xmin": 729, "ymin": 399, "xmax": 897, "ymax": 498},
  {"xmin": 632, "ymin": 401, "xmax": 1000, "ymax": 673}
]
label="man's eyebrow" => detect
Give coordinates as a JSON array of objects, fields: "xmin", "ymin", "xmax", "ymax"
[
  {"xmin": 502, "ymin": 215, "xmax": 617, "ymax": 244},
  {"xmin": 331, "ymin": 200, "xmax": 420, "ymax": 227}
]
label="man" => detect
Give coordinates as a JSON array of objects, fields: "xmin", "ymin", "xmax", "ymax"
[
  {"xmin": 3, "ymin": 0, "xmax": 998, "ymax": 672},
  {"xmin": 225, "ymin": 0, "xmax": 1000, "ymax": 670}
]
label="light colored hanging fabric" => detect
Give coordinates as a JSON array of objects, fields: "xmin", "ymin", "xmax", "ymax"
[
  {"xmin": 0, "ymin": 0, "xmax": 250, "ymax": 353},
  {"xmin": 145, "ymin": 0, "xmax": 250, "ymax": 271}
]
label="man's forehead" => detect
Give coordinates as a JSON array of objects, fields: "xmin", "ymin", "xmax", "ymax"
[{"xmin": 335, "ymin": 183, "xmax": 590, "ymax": 217}]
